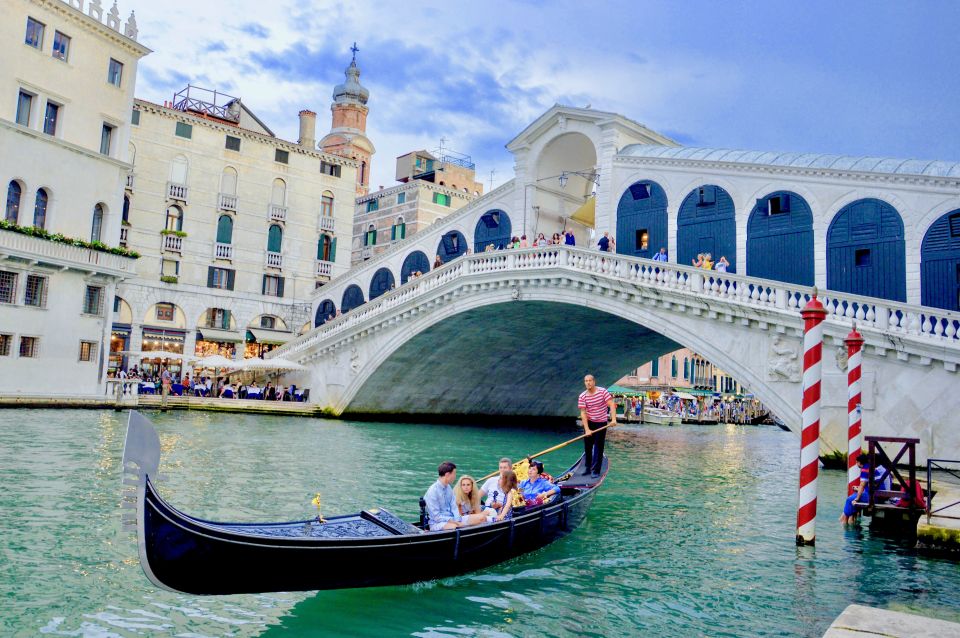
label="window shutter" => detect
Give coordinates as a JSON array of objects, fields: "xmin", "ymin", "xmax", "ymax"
[
  {"xmin": 391, "ymin": 225, "xmax": 396, "ymax": 241},
  {"xmin": 261, "ymin": 275, "xmax": 267, "ymax": 295},
  {"xmin": 223, "ymin": 309, "xmax": 231, "ymax": 329},
  {"xmin": 207, "ymin": 266, "xmax": 215, "ymax": 288},
  {"xmin": 317, "ymin": 239, "xmax": 323, "ymax": 260},
  {"xmin": 277, "ymin": 277, "xmax": 285, "ymax": 298},
  {"xmin": 400, "ymin": 224, "xmax": 406, "ymax": 239},
  {"xmin": 330, "ymin": 237, "xmax": 337, "ymax": 261},
  {"xmin": 227, "ymin": 269, "xmax": 235, "ymax": 290}
]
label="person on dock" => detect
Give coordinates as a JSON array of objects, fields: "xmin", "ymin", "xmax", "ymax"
[
  {"xmin": 519, "ymin": 460, "xmax": 560, "ymax": 505},
  {"xmin": 840, "ymin": 453, "xmax": 891, "ymax": 524},
  {"xmin": 578, "ymin": 375, "xmax": 616, "ymax": 478},
  {"xmin": 480, "ymin": 458, "xmax": 513, "ymax": 512}
]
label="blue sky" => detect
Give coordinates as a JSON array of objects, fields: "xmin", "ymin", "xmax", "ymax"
[{"xmin": 124, "ymin": 0, "xmax": 960, "ymax": 192}]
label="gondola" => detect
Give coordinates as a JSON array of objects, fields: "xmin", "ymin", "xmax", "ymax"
[{"xmin": 121, "ymin": 411, "xmax": 609, "ymax": 595}]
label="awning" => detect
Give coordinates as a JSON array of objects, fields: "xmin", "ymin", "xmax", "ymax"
[
  {"xmin": 685, "ymin": 388, "xmax": 717, "ymax": 396},
  {"xmin": 197, "ymin": 328, "xmax": 243, "ymax": 343},
  {"xmin": 569, "ymin": 196, "xmax": 595, "ymax": 228},
  {"xmin": 672, "ymin": 392, "xmax": 696, "ymax": 401},
  {"xmin": 246, "ymin": 328, "xmax": 293, "ymax": 345}
]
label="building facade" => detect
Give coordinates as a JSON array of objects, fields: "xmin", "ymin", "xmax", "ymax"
[
  {"xmin": 618, "ymin": 347, "xmax": 746, "ymax": 397},
  {"xmin": 116, "ymin": 84, "xmax": 359, "ymax": 378},
  {"xmin": 1, "ymin": 0, "xmax": 146, "ymax": 395}
]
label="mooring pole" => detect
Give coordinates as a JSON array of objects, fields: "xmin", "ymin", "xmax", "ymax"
[
  {"xmin": 797, "ymin": 288, "xmax": 827, "ymax": 546},
  {"xmin": 845, "ymin": 324, "xmax": 865, "ymax": 496}
]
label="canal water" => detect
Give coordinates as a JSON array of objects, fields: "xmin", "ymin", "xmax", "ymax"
[{"xmin": 2, "ymin": 410, "xmax": 959, "ymax": 637}]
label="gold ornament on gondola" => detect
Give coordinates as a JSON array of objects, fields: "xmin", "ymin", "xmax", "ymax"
[{"xmin": 311, "ymin": 492, "xmax": 326, "ymax": 523}]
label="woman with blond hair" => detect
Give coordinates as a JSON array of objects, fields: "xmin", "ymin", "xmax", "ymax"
[{"xmin": 454, "ymin": 475, "xmax": 495, "ymax": 525}]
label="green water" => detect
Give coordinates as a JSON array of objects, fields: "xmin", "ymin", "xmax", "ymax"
[{"xmin": 2, "ymin": 410, "xmax": 959, "ymax": 637}]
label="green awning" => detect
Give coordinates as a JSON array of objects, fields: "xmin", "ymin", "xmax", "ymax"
[{"xmin": 607, "ymin": 384, "xmax": 646, "ymax": 397}]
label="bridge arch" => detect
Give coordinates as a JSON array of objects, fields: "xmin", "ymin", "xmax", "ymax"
[
  {"xmin": 615, "ymin": 179, "xmax": 667, "ymax": 259},
  {"xmin": 436, "ymin": 230, "xmax": 468, "ymax": 263},
  {"xmin": 677, "ymin": 184, "xmax": 736, "ymax": 271},
  {"xmin": 341, "ymin": 284, "xmax": 365, "ymax": 314},
  {"xmin": 474, "ymin": 210, "xmax": 512, "ymax": 252},
  {"xmin": 826, "ymin": 198, "xmax": 906, "ymax": 301},
  {"xmin": 315, "ymin": 299, "xmax": 336, "ymax": 327},
  {"xmin": 921, "ymin": 208, "xmax": 960, "ymax": 311},
  {"xmin": 369, "ymin": 267, "xmax": 396, "ymax": 300},
  {"xmin": 746, "ymin": 191, "xmax": 814, "ymax": 285},
  {"xmin": 401, "ymin": 250, "xmax": 430, "ymax": 284}
]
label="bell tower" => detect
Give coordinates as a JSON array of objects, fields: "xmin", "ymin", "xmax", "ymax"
[{"xmin": 320, "ymin": 43, "xmax": 375, "ymax": 196}]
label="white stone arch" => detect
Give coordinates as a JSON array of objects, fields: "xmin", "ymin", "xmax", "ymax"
[
  {"xmin": 739, "ymin": 180, "xmax": 823, "ymax": 279},
  {"xmin": 143, "ymin": 301, "xmax": 188, "ymax": 329},
  {"xmin": 527, "ymin": 126, "xmax": 603, "ymax": 178},
  {"xmin": 271, "ymin": 177, "xmax": 287, "ymax": 206},
  {"xmin": 914, "ymin": 196, "xmax": 960, "ymax": 249},
  {"xmin": 249, "ymin": 313, "xmax": 288, "ymax": 331},
  {"xmin": 113, "ymin": 295, "xmax": 134, "ymax": 324},
  {"xmin": 196, "ymin": 306, "xmax": 238, "ymax": 330},
  {"xmin": 128, "ymin": 142, "xmax": 137, "ymax": 166},
  {"xmin": 220, "ymin": 166, "xmax": 238, "ymax": 196},
  {"xmin": 609, "ymin": 165, "xmax": 678, "ymax": 260}
]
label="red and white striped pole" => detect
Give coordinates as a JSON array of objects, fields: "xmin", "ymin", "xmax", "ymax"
[
  {"xmin": 845, "ymin": 325, "xmax": 864, "ymax": 496},
  {"xmin": 797, "ymin": 288, "xmax": 827, "ymax": 546}
]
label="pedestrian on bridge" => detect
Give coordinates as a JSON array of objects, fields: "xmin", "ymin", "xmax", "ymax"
[{"xmin": 578, "ymin": 375, "xmax": 617, "ymax": 478}]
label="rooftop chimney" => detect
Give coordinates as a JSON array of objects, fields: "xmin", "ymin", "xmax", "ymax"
[{"xmin": 298, "ymin": 110, "xmax": 317, "ymax": 149}]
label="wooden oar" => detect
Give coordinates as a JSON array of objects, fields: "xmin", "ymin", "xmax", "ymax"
[{"xmin": 479, "ymin": 421, "xmax": 619, "ymax": 481}]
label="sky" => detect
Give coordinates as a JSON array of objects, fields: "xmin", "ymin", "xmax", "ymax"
[{"xmin": 121, "ymin": 0, "xmax": 960, "ymax": 192}]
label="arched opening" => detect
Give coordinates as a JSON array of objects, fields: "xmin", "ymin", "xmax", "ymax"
[
  {"xmin": 474, "ymin": 210, "xmax": 512, "ymax": 252},
  {"xmin": 33, "ymin": 188, "xmax": 48, "ymax": 229},
  {"xmin": 921, "ymin": 209, "xmax": 960, "ymax": 311},
  {"xmin": 746, "ymin": 191, "xmax": 814, "ymax": 285},
  {"xmin": 170, "ymin": 155, "xmax": 188, "ymax": 185},
  {"xmin": 365, "ymin": 224, "xmax": 377, "ymax": 246},
  {"xmin": 267, "ymin": 224, "xmax": 283, "ymax": 252},
  {"xmin": 122, "ymin": 195, "xmax": 130, "ymax": 224},
  {"xmin": 321, "ymin": 191, "xmax": 334, "ymax": 218},
  {"xmin": 220, "ymin": 166, "xmax": 238, "ymax": 195},
  {"xmin": 91, "ymin": 203, "xmax": 104, "ymax": 242},
  {"xmin": 109, "ymin": 295, "xmax": 134, "ymax": 377},
  {"xmin": 195, "ymin": 307, "xmax": 240, "ymax": 359},
  {"xmin": 534, "ymin": 132, "xmax": 598, "ymax": 231},
  {"xmin": 436, "ymin": 230, "xmax": 467, "ymax": 262},
  {"xmin": 245, "ymin": 315, "xmax": 290, "ymax": 359},
  {"xmin": 401, "ymin": 250, "xmax": 430, "ymax": 284},
  {"xmin": 144, "ymin": 302, "xmax": 187, "ymax": 328},
  {"xmin": 616, "ymin": 180, "xmax": 667, "ymax": 259},
  {"xmin": 341, "ymin": 284, "xmax": 365, "ymax": 313},
  {"xmin": 271, "ymin": 178, "xmax": 286, "ymax": 206},
  {"xmin": 216, "ymin": 214, "xmax": 233, "ymax": 244},
  {"xmin": 677, "ymin": 185, "xmax": 736, "ymax": 271},
  {"xmin": 165, "ymin": 205, "xmax": 183, "ymax": 231},
  {"xmin": 392, "ymin": 216, "xmax": 406, "ymax": 241},
  {"xmin": 827, "ymin": 198, "xmax": 906, "ymax": 302},
  {"xmin": 318, "ymin": 234, "xmax": 336, "ymax": 262},
  {"xmin": 315, "ymin": 299, "xmax": 336, "ymax": 327},
  {"xmin": 6, "ymin": 180, "xmax": 22, "ymax": 223},
  {"xmin": 369, "ymin": 267, "xmax": 396, "ymax": 300}
]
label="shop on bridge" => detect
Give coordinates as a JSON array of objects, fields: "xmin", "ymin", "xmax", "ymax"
[
  {"xmin": 746, "ymin": 191, "xmax": 814, "ymax": 286},
  {"xmin": 615, "ymin": 180, "xmax": 667, "ymax": 259},
  {"xmin": 400, "ymin": 250, "xmax": 430, "ymax": 284},
  {"xmin": 369, "ymin": 267, "xmax": 395, "ymax": 300},
  {"xmin": 826, "ymin": 198, "xmax": 906, "ymax": 302},
  {"xmin": 474, "ymin": 210, "xmax": 512, "ymax": 252},
  {"xmin": 436, "ymin": 230, "xmax": 467, "ymax": 262},
  {"xmin": 677, "ymin": 185, "xmax": 736, "ymax": 272},
  {"xmin": 315, "ymin": 299, "xmax": 337, "ymax": 327},
  {"xmin": 921, "ymin": 209, "xmax": 960, "ymax": 311},
  {"xmin": 341, "ymin": 284, "xmax": 365, "ymax": 313}
]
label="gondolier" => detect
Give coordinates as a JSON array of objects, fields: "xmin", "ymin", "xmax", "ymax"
[{"xmin": 578, "ymin": 375, "xmax": 616, "ymax": 478}]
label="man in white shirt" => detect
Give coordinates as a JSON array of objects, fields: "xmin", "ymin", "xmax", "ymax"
[{"xmin": 480, "ymin": 458, "xmax": 513, "ymax": 512}]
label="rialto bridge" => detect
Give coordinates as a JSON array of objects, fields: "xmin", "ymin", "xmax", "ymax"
[{"xmin": 273, "ymin": 105, "xmax": 960, "ymax": 460}]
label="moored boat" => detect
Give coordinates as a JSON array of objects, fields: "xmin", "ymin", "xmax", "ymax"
[
  {"xmin": 639, "ymin": 407, "xmax": 680, "ymax": 426},
  {"xmin": 121, "ymin": 411, "xmax": 609, "ymax": 595}
]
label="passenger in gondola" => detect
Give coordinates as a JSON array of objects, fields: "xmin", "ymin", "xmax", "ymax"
[
  {"xmin": 495, "ymin": 470, "xmax": 520, "ymax": 521},
  {"xmin": 424, "ymin": 461, "xmax": 465, "ymax": 531},
  {"xmin": 454, "ymin": 475, "xmax": 496, "ymax": 523},
  {"xmin": 480, "ymin": 457, "xmax": 513, "ymax": 512},
  {"xmin": 519, "ymin": 460, "xmax": 560, "ymax": 506}
]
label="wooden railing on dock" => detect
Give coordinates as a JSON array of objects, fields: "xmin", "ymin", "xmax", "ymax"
[
  {"xmin": 926, "ymin": 458, "xmax": 960, "ymax": 522},
  {"xmin": 855, "ymin": 436, "xmax": 923, "ymax": 519}
]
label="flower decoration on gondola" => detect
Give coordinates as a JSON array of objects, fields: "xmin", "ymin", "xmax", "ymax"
[{"xmin": 311, "ymin": 492, "xmax": 326, "ymax": 523}]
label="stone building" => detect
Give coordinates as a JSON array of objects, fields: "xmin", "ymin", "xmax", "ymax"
[
  {"xmin": 319, "ymin": 47, "xmax": 374, "ymax": 197},
  {"xmin": 1, "ymin": 0, "xmax": 147, "ymax": 395},
  {"xmin": 352, "ymin": 150, "xmax": 483, "ymax": 266},
  {"xmin": 116, "ymin": 70, "xmax": 359, "ymax": 378},
  {"xmin": 618, "ymin": 348, "xmax": 746, "ymax": 397}
]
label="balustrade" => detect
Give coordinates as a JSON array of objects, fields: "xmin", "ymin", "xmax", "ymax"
[
  {"xmin": 214, "ymin": 243, "xmax": 233, "ymax": 260},
  {"xmin": 125, "ymin": 173, "xmax": 134, "ymax": 190},
  {"xmin": 119, "ymin": 227, "xmax": 128, "ymax": 245},
  {"xmin": 269, "ymin": 205, "xmax": 287, "ymax": 222},
  {"xmin": 316, "ymin": 260, "xmax": 332, "ymax": 277},
  {"xmin": 266, "ymin": 251, "xmax": 283, "ymax": 269},
  {"xmin": 167, "ymin": 182, "xmax": 188, "ymax": 202},
  {"xmin": 318, "ymin": 216, "xmax": 336, "ymax": 233},
  {"xmin": 162, "ymin": 234, "xmax": 182, "ymax": 253},
  {"xmin": 218, "ymin": 193, "xmax": 237, "ymax": 212}
]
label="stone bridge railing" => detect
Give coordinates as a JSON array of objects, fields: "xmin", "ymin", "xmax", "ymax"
[{"xmin": 272, "ymin": 246, "xmax": 960, "ymax": 370}]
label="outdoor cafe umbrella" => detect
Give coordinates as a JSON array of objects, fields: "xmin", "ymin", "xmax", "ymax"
[
  {"xmin": 189, "ymin": 354, "xmax": 243, "ymax": 392},
  {"xmin": 240, "ymin": 357, "xmax": 306, "ymax": 372}
]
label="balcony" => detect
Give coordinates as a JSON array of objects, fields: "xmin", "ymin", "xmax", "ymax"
[
  {"xmin": 218, "ymin": 193, "xmax": 237, "ymax": 212},
  {"xmin": 213, "ymin": 242, "xmax": 233, "ymax": 260},
  {"xmin": 119, "ymin": 227, "xmax": 128, "ymax": 246},
  {"xmin": 167, "ymin": 182, "xmax": 189, "ymax": 202},
  {"xmin": 269, "ymin": 204, "xmax": 287, "ymax": 222},
  {"xmin": 318, "ymin": 215, "xmax": 336, "ymax": 233},
  {"xmin": 125, "ymin": 172, "xmax": 134, "ymax": 190},
  {"xmin": 361, "ymin": 246, "xmax": 374, "ymax": 260},
  {"xmin": 162, "ymin": 234, "xmax": 183, "ymax": 253},
  {"xmin": 316, "ymin": 260, "xmax": 333, "ymax": 277},
  {"xmin": 265, "ymin": 251, "xmax": 283, "ymax": 269}
]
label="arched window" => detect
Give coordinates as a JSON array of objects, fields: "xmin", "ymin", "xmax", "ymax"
[
  {"xmin": 267, "ymin": 224, "xmax": 283, "ymax": 252},
  {"xmin": 317, "ymin": 234, "xmax": 336, "ymax": 261},
  {"xmin": 271, "ymin": 178, "xmax": 286, "ymax": 206},
  {"xmin": 365, "ymin": 224, "xmax": 377, "ymax": 246},
  {"xmin": 216, "ymin": 215, "xmax": 233, "ymax": 244},
  {"xmin": 165, "ymin": 205, "xmax": 183, "ymax": 231},
  {"xmin": 671, "ymin": 355, "xmax": 678, "ymax": 378},
  {"xmin": 91, "ymin": 204, "xmax": 104, "ymax": 242},
  {"xmin": 5, "ymin": 181, "xmax": 21, "ymax": 223},
  {"xmin": 122, "ymin": 195, "xmax": 130, "ymax": 224},
  {"xmin": 683, "ymin": 357, "xmax": 689, "ymax": 381},
  {"xmin": 170, "ymin": 155, "xmax": 188, "ymax": 184},
  {"xmin": 391, "ymin": 216, "xmax": 406, "ymax": 241},
  {"xmin": 320, "ymin": 191, "xmax": 334, "ymax": 217},
  {"xmin": 33, "ymin": 188, "xmax": 48, "ymax": 228},
  {"xmin": 651, "ymin": 358, "xmax": 660, "ymax": 377},
  {"xmin": 221, "ymin": 166, "xmax": 238, "ymax": 195}
]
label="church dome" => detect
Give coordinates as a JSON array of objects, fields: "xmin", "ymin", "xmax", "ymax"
[{"xmin": 333, "ymin": 57, "xmax": 369, "ymax": 106}]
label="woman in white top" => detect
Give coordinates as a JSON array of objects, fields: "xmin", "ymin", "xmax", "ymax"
[{"xmin": 454, "ymin": 475, "xmax": 495, "ymax": 524}]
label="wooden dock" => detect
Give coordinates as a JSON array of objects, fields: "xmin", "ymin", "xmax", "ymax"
[{"xmin": 0, "ymin": 394, "xmax": 328, "ymax": 417}]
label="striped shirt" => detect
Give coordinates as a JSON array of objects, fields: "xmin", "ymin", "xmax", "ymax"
[{"xmin": 578, "ymin": 387, "xmax": 612, "ymax": 422}]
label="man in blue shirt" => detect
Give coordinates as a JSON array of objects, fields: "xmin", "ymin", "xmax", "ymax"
[
  {"xmin": 597, "ymin": 231, "xmax": 611, "ymax": 252},
  {"xmin": 424, "ymin": 461, "xmax": 463, "ymax": 531},
  {"xmin": 564, "ymin": 230, "xmax": 576, "ymax": 246},
  {"xmin": 653, "ymin": 247, "xmax": 668, "ymax": 262},
  {"xmin": 519, "ymin": 460, "xmax": 559, "ymax": 505}
]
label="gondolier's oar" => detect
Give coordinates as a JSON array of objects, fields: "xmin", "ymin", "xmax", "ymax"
[{"xmin": 479, "ymin": 421, "xmax": 619, "ymax": 481}]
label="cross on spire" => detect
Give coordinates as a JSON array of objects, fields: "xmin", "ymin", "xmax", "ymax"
[{"xmin": 350, "ymin": 42, "xmax": 359, "ymax": 62}]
